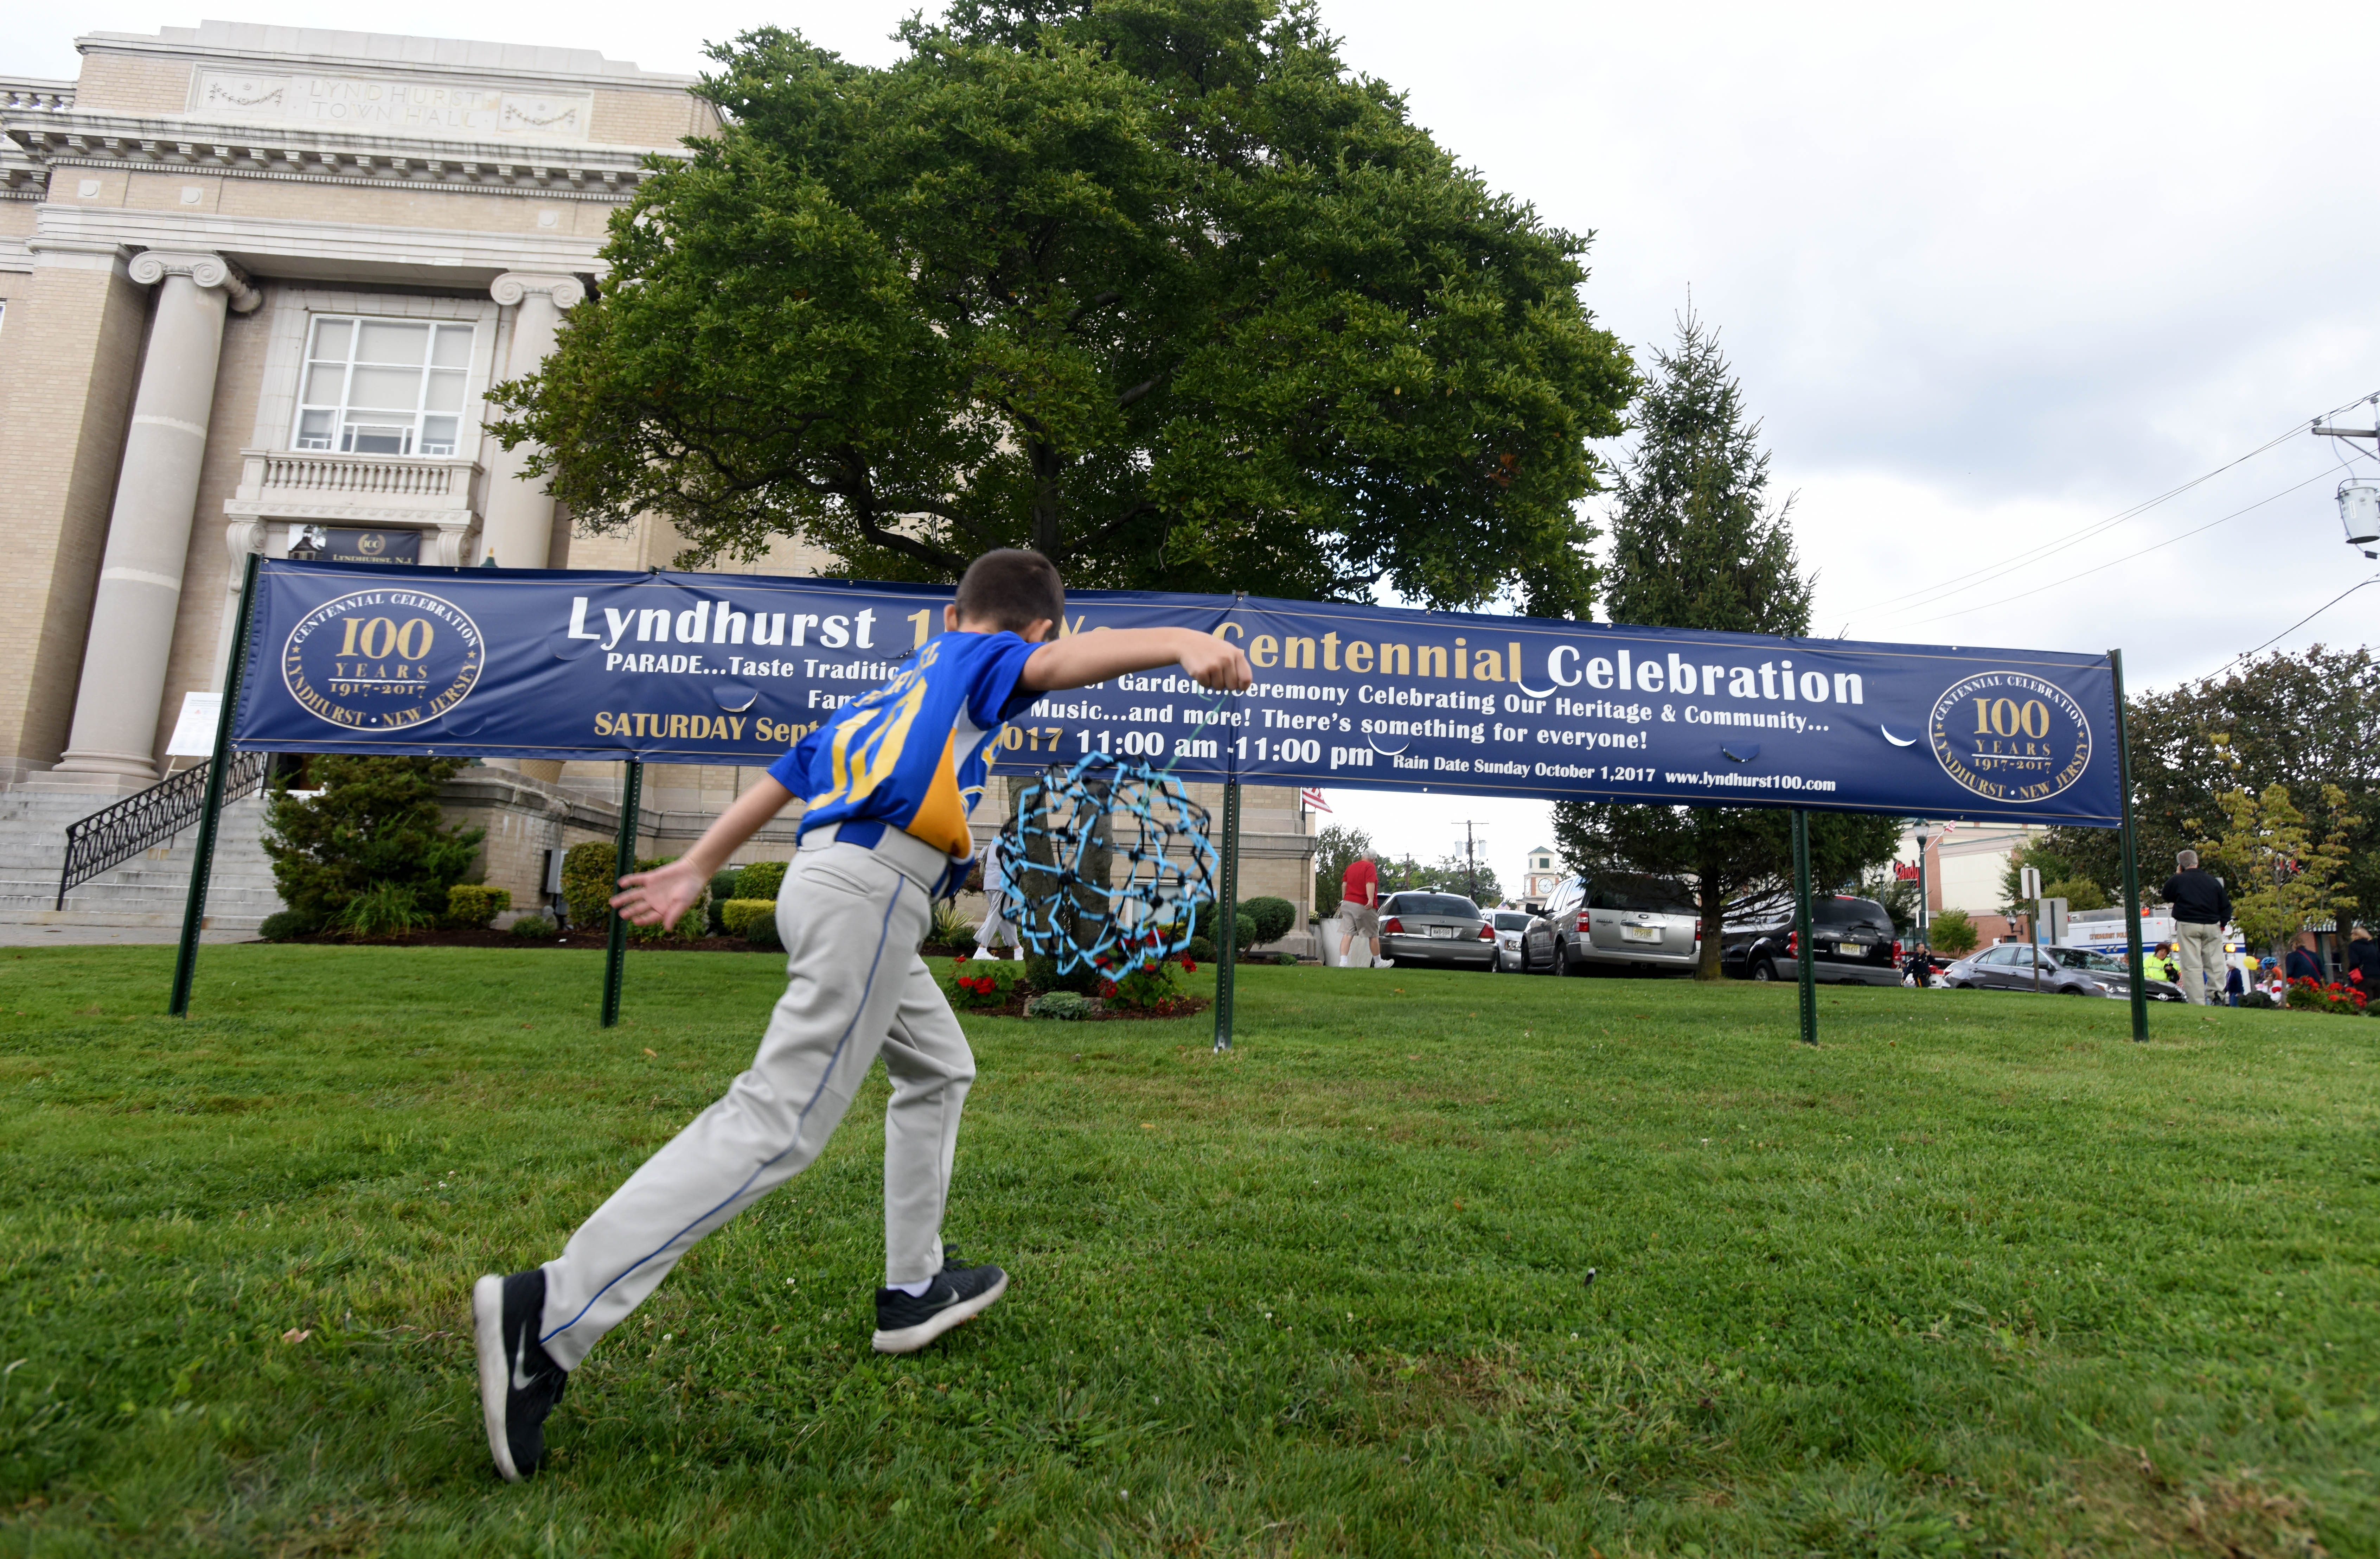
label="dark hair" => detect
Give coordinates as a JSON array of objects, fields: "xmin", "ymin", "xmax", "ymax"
[{"xmin": 954, "ymin": 549, "xmax": 1064, "ymax": 634}]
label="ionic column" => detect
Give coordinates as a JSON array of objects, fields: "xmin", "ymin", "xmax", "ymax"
[
  {"xmin": 480, "ymin": 272, "xmax": 585, "ymax": 570},
  {"xmin": 52, "ymin": 251, "xmax": 259, "ymax": 787}
]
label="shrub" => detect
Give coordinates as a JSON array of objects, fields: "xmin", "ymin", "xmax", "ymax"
[
  {"xmin": 1099, "ymin": 955, "xmax": 1196, "ymax": 1014},
  {"xmin": 1236, "ymin": 896, "xmax": 1295, "ymax": 950},
  {"xmin": 561, "ymin": 841, "xmax": 622, "ymax": 929},
  {"xmin": 444, "ymin": 884, "xmax": 512, "ymax": 929},
  {"xmin": 2282, "ymin": 977, "xmax": 2366, "ymax": 1015},
  {"xmin": 258, "ymin": 910, "xmax": 313, "ymax": 942},
  {"xmin": 1023, "ymin": 990, "xmax": 1103, "ymax": 1021},
  {"xmin": 928, "ymin": 902, "xmax": 978, "ymax": 953},
  {"xmin": 334, "ymin": 882, "xmax": 433, "ymax": 939},
  {"xmin": 706, "ymin": 869, "xmax": 742, "ymax": 933},
  {"xmin": 719, "ymin": 899, "xmax": 782, "ymax": 949},
  {"xmin": 1025, "ymin": 953, "xmax": 1100, "ymax": 996},
  {"xmin": 262, "ymin": 756, "xmax": 482, "ymax": 928},
  {"xmin": 510, "ymin": 914, "xmax": 558, "ymax": 939},
  {"xmin": 1188, "ymin": 936, "xmax": 1217, "ymax": 963},
  {"xmin": 738, "ymin": 860, "xmax": 788, "ymax": 903},
  {"xmin": 1928, "ymin": 908, "xmax": 1980, "ymax": 957},
  {"xmin": 949, "ymin": 957, "xmax": 1026, "ymax": 1010},
  {"xmin": 1274, "ymin": 951, "xmax": 1299, "ymax": 966}
]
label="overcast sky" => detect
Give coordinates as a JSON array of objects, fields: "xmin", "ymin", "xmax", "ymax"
[{"xmin": 12, "ymin": 2, "xmax": 2375, "ymax": 889}]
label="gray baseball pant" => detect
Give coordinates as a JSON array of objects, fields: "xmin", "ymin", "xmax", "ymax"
[
  {"xmin": 537, "ymin": 827, "xmax": 974, "ymax": 1370},
  {"xmin": 2174, "ymin": 921, "xmax": 2226, "ymax": 1006}
]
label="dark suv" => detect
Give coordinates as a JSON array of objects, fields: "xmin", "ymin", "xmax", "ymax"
[{"xmin": 1721, "ymin": 895, "xmax": 1902, "ymax": 986}]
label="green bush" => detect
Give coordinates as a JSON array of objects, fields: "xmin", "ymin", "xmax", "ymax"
[
  {"xmin": 627, "ymin": 858, "xmax": 706, "ymax": 942},
  {"xmin": 1274, "ymin": 951, "xmax": 1299, "ymax": 966},
  {"xmin": 719, "ymin": 899, "xmax": 782, "ymax": 949},
  {"xmin": 929, "ymin": 901, "xmax": 977, "ymax": 952},
  {"xmin": 257, "ymin": 910, "xmax": 313, "ymax": 942},
  {"xmin": 262, "ymin": 756, "xmax": 483, "ymax": 929},
  {"xmin": 559, "ymin": 845, "xmax": 704, "ymax": 939},
  {"xmin": 510, "ymin": 914, "xmax": 558, "ymax": 939},
  {"xmin": 738, "ymin": 859, "xmax": 788, "ymax": 903},
  {"xmin": 444, "ymin": 883, "xmax": 512, "ymax": 929},
  {"xmin": 1025, "ymin": 953, "xmax": 1100, "ymax": 996},
  {"xmin": 948, "ymin": 957, "xmax": 1026, "ymax": 1010},
  {"xmin": 706, "ymin": 869, "xmax": 742, "ymax": 933},
  {"xmin": 334, "ymin": 882, "xmax": 434, "ymax": 939},
  {"xmin": 560, "ymin": 841, "xmax": 622, "ymax": 929},
  {"xmin": 1237, "ymin": 896, "xmax": 1295, "ymax": 950},
  {"xmin": 1187, "ymin": 936, "xmax": 1217, "ymax": 963},
  {"xmin": 1023, "ymin": 990, "xmax": 1103, "ymax": 1021}
]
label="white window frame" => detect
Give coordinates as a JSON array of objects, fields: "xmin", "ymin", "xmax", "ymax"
[{"xmin": 289, "ymin": 314, "xmax": 478, "ymax": 458}]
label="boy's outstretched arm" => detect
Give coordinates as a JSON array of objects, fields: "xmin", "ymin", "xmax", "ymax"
[
  {"xmin": 1021, "ymin": 627, "xmax": 1252, "ymax": 694},
  {"xmin": 612, "ymin": 776, "xmax": 794, "ymax": 929}
]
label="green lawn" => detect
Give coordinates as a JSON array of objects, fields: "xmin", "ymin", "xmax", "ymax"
[{"xmin": 1, "ymin": 947, "xmax": 2373, "ymax": 1557}]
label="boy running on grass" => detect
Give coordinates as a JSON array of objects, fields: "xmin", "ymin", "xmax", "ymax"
[{"xmin": 472, "ymin": 549, "xmax": 1251, "ymax": 1482}]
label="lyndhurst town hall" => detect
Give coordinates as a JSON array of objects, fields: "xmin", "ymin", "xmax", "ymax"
[{"xmin": 0, "ymin": 21, "xmax": 1321, "ymax": 942}]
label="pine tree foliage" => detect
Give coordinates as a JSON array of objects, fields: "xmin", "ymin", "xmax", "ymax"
[
  {"xmin": 1552, "ymin": 311, "xmax": 1894, "ymax": 976},
  {"xmin": 1602, "ymin": 309, "xmax": 1810, "ymax": 636},
  {"xmin": 262, "ymin": 757, "xmax": 485, "ymax": 929}
]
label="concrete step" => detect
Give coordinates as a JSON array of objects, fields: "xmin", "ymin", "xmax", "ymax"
[{"xmin": 0, "ymin": 791, "xmax": 283, "ymax": 933}]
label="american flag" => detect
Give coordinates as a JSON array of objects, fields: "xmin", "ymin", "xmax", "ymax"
[{"xmin": 1300, "ymin": 787, "xmax": 1331, "ymax": 813}]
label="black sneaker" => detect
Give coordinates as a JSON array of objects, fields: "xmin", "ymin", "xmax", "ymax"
[
  {"xmin": 871, "ymin": 1250, "xmax": 1008, "ymax": 1354},
  {"xmin": 472, "ymin": 1268, "xmax": 569, "ymax": 1482}
]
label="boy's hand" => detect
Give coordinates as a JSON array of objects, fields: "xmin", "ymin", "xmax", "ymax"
[
  {"xmin": 1175, "ymin": 632, "xmax": 1252, "ymax": 691},
  {"xmin": 612, "ymin": 857, "xmax": 709, "ymax": 930}
]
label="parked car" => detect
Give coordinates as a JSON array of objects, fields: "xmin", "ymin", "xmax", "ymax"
[
  {"xmin": 1379, "ymin": 892, "xmax": 1498, "ymax": 971},
  {"xmin": 1939, "ymin": 942, "xmax": 2184, "ymax": 1000},
  {"xmin": 1489, "ymin": 910, "xmax": 1556, "ymax": 974},
  {"xmin": 1541, "ymin": 873, "xmax": 1702, "ymax": 976},
  {"xmin": 1721, "ymin": 895, "xmax": 1903, "ymax": 986}
]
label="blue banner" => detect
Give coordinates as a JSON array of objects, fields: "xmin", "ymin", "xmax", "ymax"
[{"xmin": 232, "ymin": 560, "xmax": 2122, "ymax": 827}]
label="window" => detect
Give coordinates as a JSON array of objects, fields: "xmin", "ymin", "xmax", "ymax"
[
  {"xmin": 293, "ymin": 316, "xmax": 473, "ymax": 456},
  {"xmin": 1384, "ymin": 893, "xmax": 1481, "ymax": 919}
]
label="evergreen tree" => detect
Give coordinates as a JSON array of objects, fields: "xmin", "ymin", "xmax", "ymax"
[
  {"xmin": 1552, "ymin": 311, "xmax": 1897, "ymax": 976},
  {"xmin": 263, "ymin": 756, "xmax": 486, "ymax": 928}
]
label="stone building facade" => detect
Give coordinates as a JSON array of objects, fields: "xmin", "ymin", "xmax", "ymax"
[{"xmin": 0, "ymin": 21, "xmax": 1315, "ymax": 940}]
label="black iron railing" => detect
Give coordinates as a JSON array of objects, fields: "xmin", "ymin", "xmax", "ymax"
[{"xmin": 56, "ymin": 751, "xmax": 268, "ymax": 909}]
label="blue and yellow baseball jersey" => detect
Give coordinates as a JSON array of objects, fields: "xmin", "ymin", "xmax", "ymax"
[{"xmin": 768, "ymin": 630, "xmax": 1043, "ymax": 861}]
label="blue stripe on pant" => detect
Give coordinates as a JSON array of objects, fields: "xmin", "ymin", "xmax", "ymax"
[{"xmin": 536, "ymin": 841, "xmax": 976, "ymax": 1369}]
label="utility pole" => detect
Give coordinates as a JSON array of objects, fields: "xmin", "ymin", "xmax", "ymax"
[{"xmin": 1454, "ymin": 820, "xmax": 1487, "ymax": 904}]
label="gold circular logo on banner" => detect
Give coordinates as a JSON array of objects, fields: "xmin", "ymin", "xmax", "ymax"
[
  {"xmin": 281, "ymin": 588, "xmax": 484, "ymax": 731},
  {"xmin": 1927, "ymin": 672, "xmax": 2093, "ymax": 804}
]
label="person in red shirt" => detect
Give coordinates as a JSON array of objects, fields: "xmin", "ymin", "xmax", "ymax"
[{"xmin": 1339, "ymin": 852, "xmax": 1381, "ymax": 967}]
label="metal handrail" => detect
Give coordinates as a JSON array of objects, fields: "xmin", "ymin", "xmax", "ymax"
[{"xmin": 56, "ymin": 751, "xmax": 268, "ymax": 909}]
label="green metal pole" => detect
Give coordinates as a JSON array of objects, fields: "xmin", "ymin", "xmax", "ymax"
[
  {"xmin": 601, "ymin": 759, "xmax": 642, "ymax": 1028},
  {"xmin": 169, "ymin": 551, "xmax": 261, "ymax": 1017},
  {"xmin": 1211, "ymin": 780, "xmax": 1241, "ymax": 1053},
  {"xmin": 2111, "ymin": 650, "xmax": 2149, "ymax": 1043},
  {"xmin": 1792, "ymin": 807, "xmax": 1817, "ymax": 1046}
]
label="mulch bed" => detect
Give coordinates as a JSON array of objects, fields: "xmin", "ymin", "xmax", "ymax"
[
  {"xmin": 953, "ymin": 994, "xmax": 1213, "ymax": 1022},
  {"xmin": 273, "ymin": 928, "xmax": 774, "ymax": 952}
]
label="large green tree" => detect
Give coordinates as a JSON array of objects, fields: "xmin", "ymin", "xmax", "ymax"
[
  {"xmin": 1552, "ymin": 312, "xmax": 1898, "ymax": 975},
  {"xmin": 2041, "ymin": 645, "xmax": 2380, "ymax": 927},
  {"xmin": 494, "ymin": 0, "xmax": 1633, "ymax": 611}
]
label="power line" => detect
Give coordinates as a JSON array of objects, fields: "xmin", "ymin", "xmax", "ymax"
[
  {"xmin": 2199, "ymin": 571, "xmax": 2380, "ymax": 683},
  {"xmin": 1854, "ymin": 390, "xmax": 2379, "ymax": 625},
  {"xmin": 1898, "ymin": 463, "xmax": 2343, "ymax": 628}
]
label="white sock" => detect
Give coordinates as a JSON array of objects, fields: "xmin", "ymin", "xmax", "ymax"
[{"xmin": 889, "ymin": 1277, "xmax": 934, "ymax": 1297}]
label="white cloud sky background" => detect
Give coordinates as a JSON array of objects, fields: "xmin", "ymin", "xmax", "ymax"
[{"xmin": 12, "ymin": 2, "xmax": 2378, "ymax": 891}]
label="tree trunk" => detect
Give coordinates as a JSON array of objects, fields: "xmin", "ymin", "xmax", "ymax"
[
  {"xmin": 1694, "ymin": 845, "xmax": 1729, "ymax": 980},
  {"xmin": 1031, "ymin": 441, "xmax": 1062, "ymax": 558}
]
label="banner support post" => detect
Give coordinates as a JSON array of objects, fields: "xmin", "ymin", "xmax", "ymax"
[
  {"xmin": 2110, "ymin": 649, "xmax": 2149, "ymax": 1042},
  {"xmin": 1792, "ymin": 807, "xmax": 1817, "ymax": 1045},
  {"xmin": 601, "ymin": 759, "xmax": 642, "ymax": 1028},
  {"xmin": 169, "ymin": 550, "xmax": 260, "ymax": 1017},
  {"xmin": 1211, "ymin": 780, "xmax": 1241, "ymax": 1053}
]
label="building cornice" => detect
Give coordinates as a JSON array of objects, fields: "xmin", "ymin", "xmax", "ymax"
[
  {"xmin": 77, "ymin": 31, "xmax": 700, "ymax": 95},
  {"xmin": 4, "ymin": 109, "xmax": 674, "ymax": 201},
  {"xmin": 34, "ymin": 203, "xmax": 607, "ymax": 284}
]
